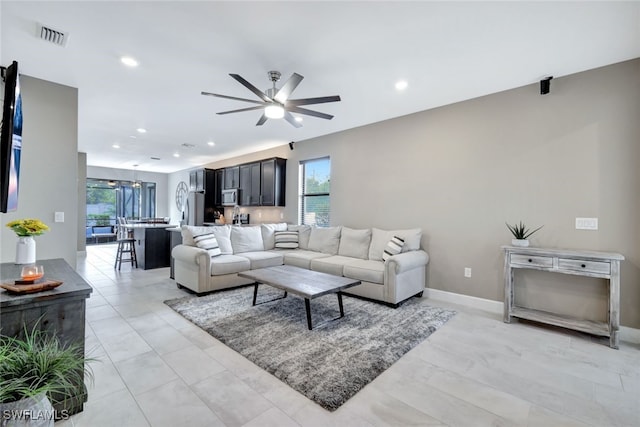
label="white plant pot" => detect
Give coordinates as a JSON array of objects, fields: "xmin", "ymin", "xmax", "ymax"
[
  {"xmin": 511, "ymin": 239, "xmax": 529, "ymax": 247},
  {"xmin": 16, "ymin": 236, "xmax": 36, "ymax": 264},
  {"xmin": 0, "ymin": 392, "xmax": 55, "ymax": 426}
]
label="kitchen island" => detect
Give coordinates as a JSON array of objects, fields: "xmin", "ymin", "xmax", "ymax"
[{"xmin": 124, "ymin": 223, "xmax": 176, "ymax": 270}]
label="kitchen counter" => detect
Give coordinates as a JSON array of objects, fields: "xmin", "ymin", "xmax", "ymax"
[{"xmin": 127, "ymin": 225, "xmax": 176, "ymax": 269}]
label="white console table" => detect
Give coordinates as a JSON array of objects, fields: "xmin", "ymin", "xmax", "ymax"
[{"xmin": 502, "ymin": 246, "xmax": 624, "ymax": 349}]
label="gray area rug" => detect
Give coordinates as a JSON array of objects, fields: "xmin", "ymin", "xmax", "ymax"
[{"xmin": 165, "ymin": 286, "xmax": 456, "ymax": 411}]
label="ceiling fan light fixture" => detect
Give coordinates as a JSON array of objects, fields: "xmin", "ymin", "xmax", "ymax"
[{"xmin": 265, "ymin": 104, "xmax": 285, "ymax": 119}]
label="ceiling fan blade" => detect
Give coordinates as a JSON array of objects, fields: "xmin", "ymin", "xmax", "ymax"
[
  {"xmin": 256, "ymin": 113, "xmax": 268, "ymax": 126},
  {"xmin": 274, "ymin": 73, "xmax": 304, "ymax": 103},
  {"xmin": 284, "ymin": 111, "xmax": 303, "ymax": 128},
  {"xmin": 201, "ymin": 91, "xmax": 265, "ymax": 105},
  {"xmin": 216, "ymin": 105, "xmax": 265, "ymax": 115},
  {"xmin": 286, "ymin": 95, "xmax": 341, "ymax": 106},
  {"xmin": 287, "ymin": 106, "xmax": 334, "ymax": 120},
  {"xmin": 229, "ymin": 74, "xmax": 273, "ymax": 102}
]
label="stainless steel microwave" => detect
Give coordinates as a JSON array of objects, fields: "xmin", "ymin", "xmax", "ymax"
[{"xmin": 221, "ymin": 189, "xmax": 239, "ymax": 206}]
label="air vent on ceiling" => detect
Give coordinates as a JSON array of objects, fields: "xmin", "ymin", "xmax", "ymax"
[
  {"xmin": 36, "ymin": 23, "xmax": 68, "ymax": 47},
  {"xmin": 150, "ymin": 157, "xmax": 161, "ymax": 160},
  {"xmin": 181, "ymin": 143, "xmax": 196, "ymax": 149}
]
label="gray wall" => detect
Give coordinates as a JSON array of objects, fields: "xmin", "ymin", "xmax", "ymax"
[
  {"xmin": 170, "ymin": 59, "xmax": 639, "ymax": 328},
  {"xmin": 0, "ymin": 76, "xmax": 79, "ymax": 267}
]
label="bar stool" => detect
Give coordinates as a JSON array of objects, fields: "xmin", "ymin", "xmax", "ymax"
[{"xmin": 114, "ymin": 217, "xmax": 137, "ymax": 270}]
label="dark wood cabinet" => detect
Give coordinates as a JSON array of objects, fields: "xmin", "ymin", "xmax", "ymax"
[
  {"xmin": 261, "ymin": 157, "xmax": 286, "ymax": 206},
  {"xmin": 189, "ymin": 168, "xmax": 214, "ymax": 193},
  {"xmin": 224, "ymin": 166, "xmax": 240, "ymax": 189},
  {"xmin": 240, "ymin": 162, "xmax": 262, "ymax": 206},
  {"xmin": 213, "ymin": 169, "xmax": 224, "ymax": 208}
]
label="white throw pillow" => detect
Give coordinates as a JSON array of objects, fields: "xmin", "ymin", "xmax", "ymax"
[
  {"xmin": 274, "ymin": 230, "xmax": 299, "ymax": 249},
  {"xmin": 181, "ymin": 225, "xmax": 215, "ymax": 246},
  {"xmin": 288, "ymin": 225, "xmax": 312, "ymax": 249},
  {"xmin": 307, "ymin": 226, "xmax": 342, "ymax": 255},
  {"xmin": 230, "ymin": 226, "xmax": 264, "ymax": 254},
  {"xmin": 338, "ymin": 227, "xmax": 371, "ymax": 260},
  {"xmin": 210, "ymin": 225, "xmax": 232, "ymax": 255},
  {"xmin": 261, "ymin": 223, "xmax": 288, "ymax": 250},
  {"xmin": 368, "ymin": 228, "xmax": 422, "ymax": 261},
  {"xmin": 382, "ymin": 236, "xmax": 404, "ymax": 262},
  {"xmin": 193, "ymin": 233, "xmax": 222, "ymax": 257}
]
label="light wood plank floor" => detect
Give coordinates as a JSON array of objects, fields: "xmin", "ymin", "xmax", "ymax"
[{"xmin": 60, "ymin": 244, "xmax": 640, "ymax": 427}]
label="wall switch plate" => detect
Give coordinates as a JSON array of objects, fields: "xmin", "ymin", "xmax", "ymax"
[
  {"xmin": 575, "ymin": 217, "xmax": 598, "ymax": 230},
  {"xmin": 464, "ymin": 267, "xmax": 472, "ymax": 278},
  {"xmin": 280, "ymin": 212, "xmax": 284, "ymax": 219},
  {"xmin": 54, "ymin": 212, "xmax": 64, "ymax": 223}
]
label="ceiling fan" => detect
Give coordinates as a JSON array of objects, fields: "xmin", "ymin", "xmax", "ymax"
[{"xmin": 201, "ymin": 71, "xmax": 341, "ymax": 128}]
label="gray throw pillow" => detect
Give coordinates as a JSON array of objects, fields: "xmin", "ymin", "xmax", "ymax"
[
  {"xmin": 308, "ymin": 226, "xmax": 342, "ymax": 255},
  {"xmin": 338, "ymin": 227, "xmax": 371, "ymax": 260}
]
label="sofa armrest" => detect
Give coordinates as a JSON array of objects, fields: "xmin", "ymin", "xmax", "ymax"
[
  {"xmin": 172, "ymin": 244, "xmax": 210, "ymax": 266},
  {"xmin": 386, "ymin": 250, "xmax": 429, "ymax": 274}
]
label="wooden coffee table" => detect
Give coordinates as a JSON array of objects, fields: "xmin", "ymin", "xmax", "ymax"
[{"xmin": 238, "ymin": 265, "xmax": 361, "ymax": 330}]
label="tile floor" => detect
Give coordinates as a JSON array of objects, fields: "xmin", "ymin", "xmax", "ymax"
[{"xmin": 59, "ymin": 244, "xmax": 640, "ymax": 426}]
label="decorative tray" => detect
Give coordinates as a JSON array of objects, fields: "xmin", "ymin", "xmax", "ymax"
[{"xmin": 0, "ymin": 279, "xmax": 63, "ymax": 294}]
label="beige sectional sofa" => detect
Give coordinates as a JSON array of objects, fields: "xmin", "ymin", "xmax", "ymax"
[{"xmin": 171, "ymin": 223, "xmax": 429, "ymax": 306}]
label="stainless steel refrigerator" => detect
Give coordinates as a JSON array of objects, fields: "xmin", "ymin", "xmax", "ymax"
[{"xmin": 186, "ymin": 192, "xmax": 204, "ymax": 226}]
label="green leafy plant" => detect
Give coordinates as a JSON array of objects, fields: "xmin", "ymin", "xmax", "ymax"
[
  {"xmin": 0, "ymin": 323, "xmax": 95, "ymax": 404},
  {"xmin": 506, "ymin": 221, "xmax": 543, "ymax": 240}
]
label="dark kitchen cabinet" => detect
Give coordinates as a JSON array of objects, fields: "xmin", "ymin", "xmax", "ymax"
[
  {"xmin": 189, "ymin": 168, "xmax": 214, "ymax": 193},
  {"xmin": 261, "ymin": 157, "xmax": 286, "ymax": 206},
  {"xmin": 213, "ymin": 169, "xmax": 224, "ymax": 207},
  {"xmin": 224, "ymin": 166, "xmax": 240, "ymax": 189},
  {"xmin": 239, "ymin": 162, "xmax": 261, "ymax": 206}
]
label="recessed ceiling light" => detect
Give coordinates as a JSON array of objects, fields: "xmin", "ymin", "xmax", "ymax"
[
  {"xmin": 294, "ymin": 117, "xmax": 303, "ymax": 122},
  {"xmin": 395, "ymin": 80, "xmax": 408, "ymax": 91},
  {"xmin": 136, "ymin": 128, "xmax": 147, "ymax": 134},
  {"xmin": 112, "ymin": 144, "xmax": 120, "ymax": 149},
  {"xmin": 207, "ymin": 141, "xmax": 215, "ymax": 146},
  {"xmin": 173, "ymin": 153, "xmax": 180, "ymax": 158},
  {"xmin": 120, "ymin": 56, "xmax": 139, "ymax": 67}
]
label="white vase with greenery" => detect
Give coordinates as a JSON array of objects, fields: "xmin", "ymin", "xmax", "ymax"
[{"xmin": 506, "ymin": 221, "xmax": 543, "ymax": 247}]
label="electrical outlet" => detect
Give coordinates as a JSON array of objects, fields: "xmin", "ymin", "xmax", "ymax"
[
  {"xmin": 576, "ymin": 217, "xmax": 598, "ymax": 230},
  {"xmin": 464, "ymin": 267, "xmax": 472, "ymax": 278},
  {"xmin": 258, "ymin": 211, "xmax": 262, "ymax": 219},
  {"xmin": 280, "ymin": 212, "xmax": 284, "ymax": 219}
]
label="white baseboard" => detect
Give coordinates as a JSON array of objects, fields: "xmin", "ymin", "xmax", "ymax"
[
  {"xmin": 424, "ymin": 288, "xmax": 640, "ymax": 345},
  {"xmin": 424, "ymin": 288, "xmax": 503, "ymax": 315}
]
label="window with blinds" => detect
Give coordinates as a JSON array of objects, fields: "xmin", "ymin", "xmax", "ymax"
[{"xmin": 299, "ymin": 157, "xmax": 330, "ymax": 226}]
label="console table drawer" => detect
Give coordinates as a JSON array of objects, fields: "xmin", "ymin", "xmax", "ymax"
[
  {"xmin": 510, "ymin": 254, "xmax": 553, "ymax": 268},
  {"xmin": 558, "ymin": 259, "xmax": 610, "ymax": 275}
]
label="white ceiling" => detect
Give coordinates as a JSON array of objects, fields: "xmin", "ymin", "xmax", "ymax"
[{"xmin": 2, "ymin": 1, "xmax": 639, "ymax": 173}]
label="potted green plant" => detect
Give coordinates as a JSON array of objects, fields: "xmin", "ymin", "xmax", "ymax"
[
  {"xmin": 0, "ymin": 324, "xmax": 94, "ymax": 426},
  {"xmin": 506, "ymin": 221, "xmax": 543, "ymax": 247}
]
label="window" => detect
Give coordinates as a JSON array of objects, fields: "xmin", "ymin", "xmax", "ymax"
[{"xmin": 299, "ymin": 157, "xmax": 330, "ymax": 226}]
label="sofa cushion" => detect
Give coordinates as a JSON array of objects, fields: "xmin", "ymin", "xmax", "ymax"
[
  {"xmin": 368, "ymin": 228, "xmax": 422, "ymax": 261},
  {"xmin": 181, "ymin": 225, "xmax": 214, "ymax": 246},
  {"xmin": 210, "ymin": 254, "xmax": 251, "ymax": 276},
  {"xmin": 193, "ymin": 233, "xmax": 221, "ymax": 257},
  {"xmin": 287, "ymin": 225, "xmax": 311, "ymax": 249},
  {"xmin": 310, "ymin": 255, "xmax": 356, "ymax": 277},
  {"xmin": 382, "ymin": 236, "xmax": 404, "ymax": 262},
  {"xmin": 231, "ymin": 226, "xmax": 264, "ymax": 254},
  {"xmin": 274, "ymin": 230, "xmax": 299, "ymax": 249},
  {"xmin": 308, "ymin": 226, "xmax": 342, "ymax": 255},
  {"xmin": 261, "ymin": 223, "xmax": 288, "ymax": 250},
  {"xmin": 210, "ymin": 225, "xmax": 232, "ymax": 255},
  {"xmin": 283, "ymin": 250, "xmax": 331, "ymax": 269},
  {"xmin": 338, "ymin": 227, "xmax": 371, "ymax": 260},
  {"xmin": 237, "ymin": 251, "xmax": 284, "ymax": 269},
  {"xmin": 343, "ymin": 259, "xmax": 384, "ymax": 285}
]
